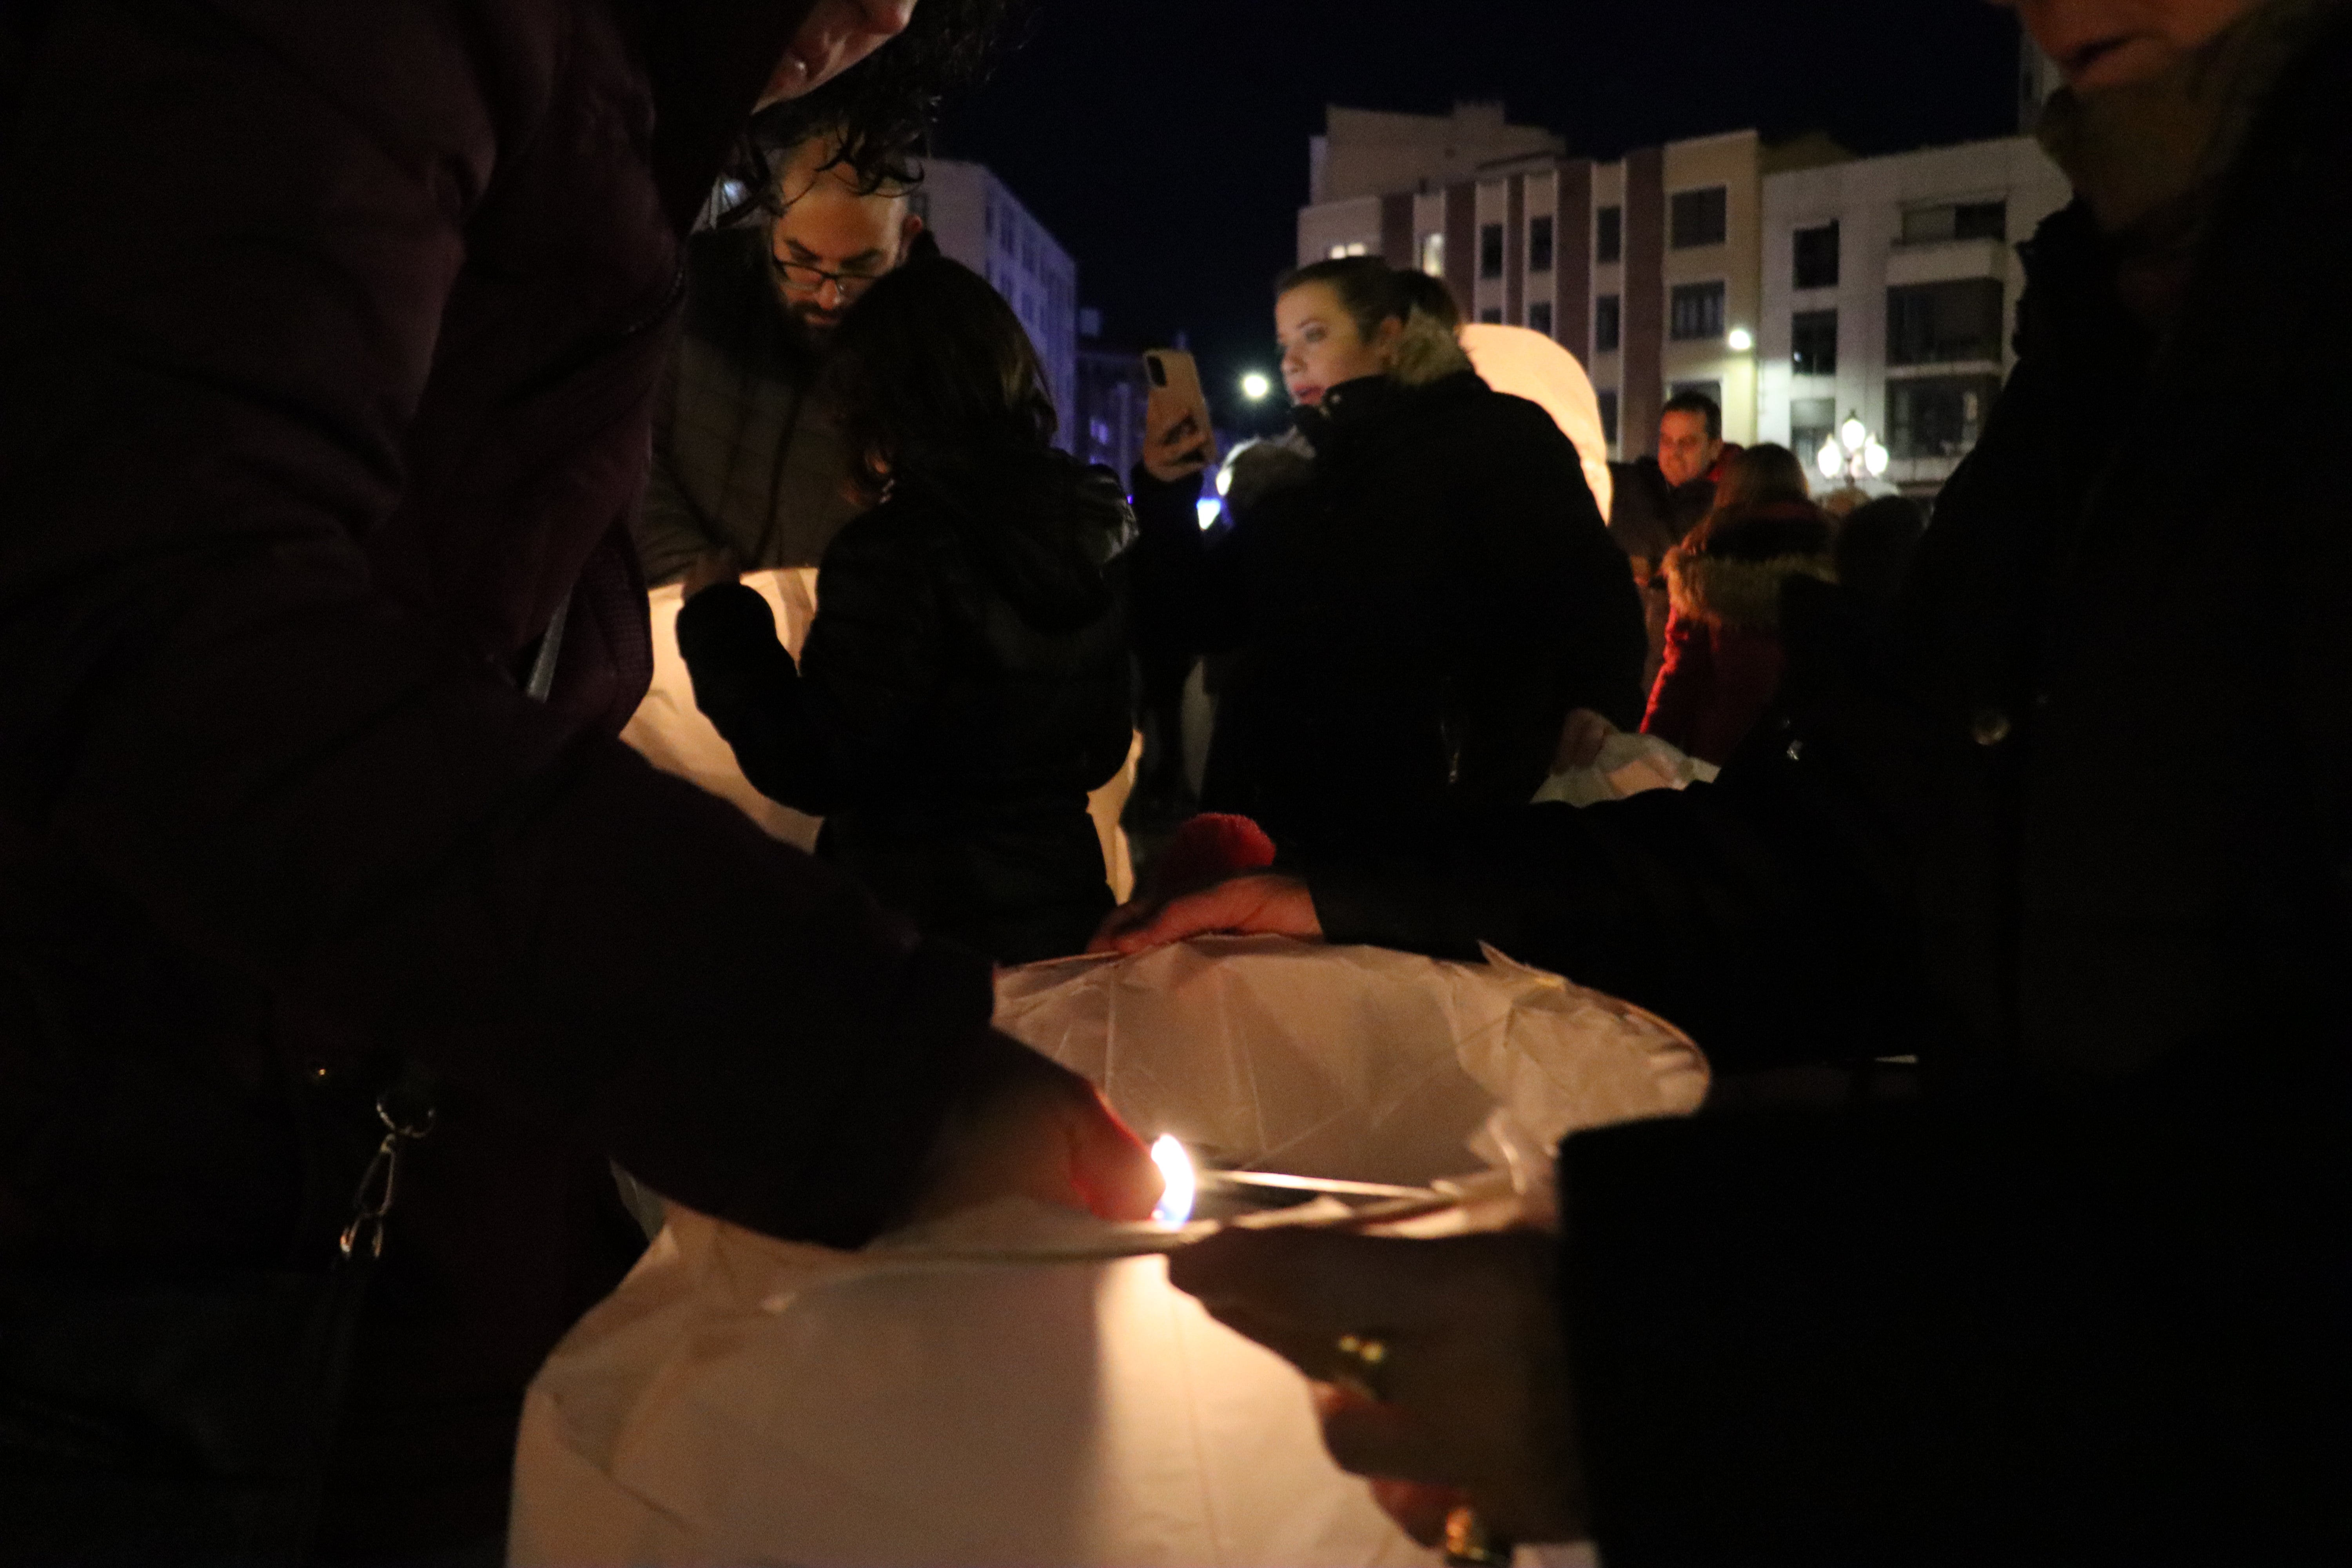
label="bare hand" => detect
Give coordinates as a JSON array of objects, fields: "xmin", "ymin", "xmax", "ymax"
[
  {"xmin": 906, "ymin": 1035, "xmax": 1163, "ymax": 1225},
  {"xmin": 1170, "ymin": 1228, "xmax": 1588, "ymax": 1545},
  {"xmin": 1552, "ymin": 707, "xmax": 1617, "ymax": 774},
  {"xmin": 680, "ymin": 549, "xmax": 742, "ymax": 599},
  {"xmin": 1141, "ymin": 401, "xmax": 1213, "ymax": 485},
  {"xmin": 1088, "ymin": 872, "xmax": 1323, "ymax": 955}
]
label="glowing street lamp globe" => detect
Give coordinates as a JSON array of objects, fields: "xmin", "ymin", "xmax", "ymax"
[
  {"xmin": 1839, "ymin": 414, "xmax": 1869, "ymax": 453},
  {"xmin": 1726, "ymin": 326, "xmax": 1754, "ymax": 353},
  {"xmin": 1817, "ymin": 438, "xmax": 1846, "ymax": 481},
  {"xmin": 1239, "ymin": 371, "xmax": 1273, "ymax": 401}
]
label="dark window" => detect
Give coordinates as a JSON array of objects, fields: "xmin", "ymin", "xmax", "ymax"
[
  {"xmin": 1955, "ymin": 200, "xmax": 2008, "ymax": 240},
  {"xmin": 1596, "ymin": 205, "xmax": 1622, "ymax": 264},
  {"xmin": 1479, "ymin": 306, "xmax": 1504, "ymax": 324},
  {"xmin": 1887, "ymin": 279, "xmax": 2005, "ymax": 365},
  {"xmin": 1670, "ymin": 379, "xmax": 1722, "ymax": 410},
  {"xmin": 1595, "ymin": 294, "xmax": 1621, "ymax": 352},
  {"xmin": 1901, "ymin": 199, "xmax": 2009, "ymax": 245},
  {"xmin": 1670, "ymin": 186, "xmax": 1728, "ymax": 249},
  {"xmin": 1479, "ymin": 223, "xmax": 1505, "ymax": 279},
  {"xmin": 1888, "ymin": 374, "xmax": 2002, "ymax": 459},
  {"xmin": 1529, "ymin": 215, "xmax": 1555, "ymax": 272},
  {"xmin": 1669, "ymin": 281, "xmax": 1725, "ymax": 341},
  {"xmin": 1528, "ymin": 300, "xmax": 1554, "ymax": 336},
  {"xmin": 1791, "ymin": 309, "xmax": 1838, "ymax": 376},
  {"xmin": 1790, "ymin": 396, "xmax": 1838, "ymax": 466},
  {"xmin": 1599, "ymin": 390, "xmax": 1619, "ymax": 446},
  {"xmin": 1793, "ymin": 221, "xmax": 1840, "ymax": 289}
]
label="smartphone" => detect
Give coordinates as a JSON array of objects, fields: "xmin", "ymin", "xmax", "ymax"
[{"xmin": 1143, "ymin": 348, "xmax": 1218, "ymax": 469}]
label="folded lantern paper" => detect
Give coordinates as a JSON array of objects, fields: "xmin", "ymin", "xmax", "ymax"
[{"xmin": 509, "ymin": 938, "xmax": 1706, "ymax": 1567}]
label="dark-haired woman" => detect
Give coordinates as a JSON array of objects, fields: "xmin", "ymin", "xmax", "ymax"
[
  {"xmin": 1640, "ymin": 443, "xmax": 1836, "ymax": 764},
  {"xmin": 678, "ymin": 257, "xmax": 1135, "ymax": 964},
  {"xmin": 1131, "ymin": 258, "xmax": 1644, "ymax": 863}
]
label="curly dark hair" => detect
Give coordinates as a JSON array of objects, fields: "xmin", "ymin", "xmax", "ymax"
[
  {"xmin": 719, "ymin": 0, "xmax": 1036, "ymax": 218},
  {"xmin": 823, "ymin": 256, "xmax": 1056, "ymax": 498}
]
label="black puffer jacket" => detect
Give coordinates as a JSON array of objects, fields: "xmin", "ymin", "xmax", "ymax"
[
  {"xmin": 1131, "ymin": 319, "xmax": 1644, "ymax": 861},
  {"xmin": 680, "ymin": 450, "xmax": 1136, "ymax": 963}
]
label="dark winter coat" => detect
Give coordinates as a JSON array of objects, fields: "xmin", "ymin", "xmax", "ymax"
[
  {"xmin": 1641, "ymin": 499, "xmax": 1836, "ymax": 764},
  {"xmin": 679, "ymin": 454, "xmax": 1137, "ymax": 965},
  {"xmin": 637, "ymin": 225, "xmax": 864, "ymax": 586},
  {"xmin": 1306, "ymin": 17, "xmax": 2352, "ymax": 1562},
  {"xmin": 1604, "ymin": 454, "xmax": 1719, "ymax": 572},
  {"xmin": 1129, "ymin": 319, "xmax": 1644, "ymax": 861},
  {"xmin": 0, "ymin": 2, "xmax": 1031, "ymax": 1556}
]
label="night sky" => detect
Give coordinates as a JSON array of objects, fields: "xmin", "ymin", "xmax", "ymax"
[{"xmin": 939, "ymin": 0, "xmax": 2027, "ymax": 421}]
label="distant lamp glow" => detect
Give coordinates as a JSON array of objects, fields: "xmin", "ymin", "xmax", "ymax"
[
  {"xmin": 1240, "ymin": 371, "xmax": 1273, "ymax": 401},
  {"xmin": 1194, "ymin": 499, "xmax": 1223, "ymax": 532},
  {"xmin": 1821, "ymin": 410, "xmax": 1890, "ymax": 485},
  {"xmin": 1726, "ymin": 326, "xmax": 1754, "ymax": 353},
  {"xmin": 1150, "ymin": 1136, "xmax": 1196, "ymax": 1228}
]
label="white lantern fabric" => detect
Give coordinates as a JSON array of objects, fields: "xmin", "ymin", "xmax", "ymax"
[
  {"xmin": 1534, "ymin": 730, "xmax": 1720, "ymax": 809},
  {"xmin": 509, "ymin": 940, "xmax": 1706, "ymax": 1567},
  {"xmin": 1458, "ymin": 324, "xmax": 1614, "ymax": 524}
]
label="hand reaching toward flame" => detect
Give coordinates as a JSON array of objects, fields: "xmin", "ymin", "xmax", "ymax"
[
  {"xmin": 903, "ymin": 1034, "xmax": 1163, "ymax": 1226},
  {"xmin": 1089, "ymin": 872, "xmax": 1324, "ymax": 956}
]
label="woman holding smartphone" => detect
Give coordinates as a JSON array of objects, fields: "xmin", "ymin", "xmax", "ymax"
[{"xmin": 1128, "ymin": 258, "xmax": 1644, "ymax": 865}]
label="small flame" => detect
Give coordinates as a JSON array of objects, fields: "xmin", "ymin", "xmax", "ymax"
[{"xmin": 1150, "ymin": 1135, "xmax": 1196, "ymax": 1228}]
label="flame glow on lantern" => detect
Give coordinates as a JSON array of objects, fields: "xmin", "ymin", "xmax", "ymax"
[{"xmin": 1150, "ymin": 1136, "xmax": 1196, "ymax": 1228}]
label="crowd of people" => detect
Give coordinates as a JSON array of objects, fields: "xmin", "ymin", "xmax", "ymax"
[{"xmin": 2, "ymin": 0, "xmax": 2345, "ymax": 1563}]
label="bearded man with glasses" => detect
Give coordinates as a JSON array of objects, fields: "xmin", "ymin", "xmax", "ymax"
[{"xmin": 638, "ymin": 104, "xmax": 931, "ymax": 588}]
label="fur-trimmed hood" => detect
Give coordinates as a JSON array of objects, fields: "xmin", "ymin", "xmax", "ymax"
[
  {"xmin": 1664, "ymin": 501, "xmax": 1837, "ymax": 630},
  {"xmin": 1387, "ymin": 307, "xmax": 1477, "ymax": 387}
]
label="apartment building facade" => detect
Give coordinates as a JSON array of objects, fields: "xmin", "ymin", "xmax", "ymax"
[
  {"xmin": 1296, "ymin": 105, "xmax": 1842, "ymax": 459},
  {"xmin": 914, "ymin": 159, "xmax": 1081, "ymax": 449},
  {"xmin": 1756, "ymin": 136, "xmax": 2070, "ymax": 494}
]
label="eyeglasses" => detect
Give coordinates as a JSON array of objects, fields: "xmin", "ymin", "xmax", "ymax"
[{"xmin": 769, "ymin": 254, "xmax": 885, "ymax": 298}]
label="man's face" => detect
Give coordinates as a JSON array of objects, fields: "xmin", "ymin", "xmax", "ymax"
[
  {"xmin": 2000, "ymin": 0, "xmax": 2267, "ymax": 92},
  {"xmin": 1657, "ymin": 411, "xmax": 1722, "ymax": 490},
  {"xmin": 768, "ymin": 142, "xmax": 920, "ymax": 338}
]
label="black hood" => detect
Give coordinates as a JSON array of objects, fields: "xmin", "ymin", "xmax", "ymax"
[{"xmin": 899, "ymin": 448, "xmax": 1136, "ymax": 635}]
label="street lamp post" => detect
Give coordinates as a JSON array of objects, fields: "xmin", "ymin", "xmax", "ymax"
[{"xmin": 1817, "ymin": 410, "xmax": 1889, "ymax": 485}]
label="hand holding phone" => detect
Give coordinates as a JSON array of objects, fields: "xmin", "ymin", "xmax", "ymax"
[{"xmin": 1142, "ymin": 349, "xmax": 1216, "ymax": 484}]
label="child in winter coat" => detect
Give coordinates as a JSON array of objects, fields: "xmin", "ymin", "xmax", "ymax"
[{"xmin": 1641, "ymin": 445, "xmax": 1837, "ymax": 764}]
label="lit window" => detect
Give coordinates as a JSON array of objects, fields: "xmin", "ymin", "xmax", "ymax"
[{"xmin": 1419, "ymin": 232, "xmax": 1445, "ymax": 276}]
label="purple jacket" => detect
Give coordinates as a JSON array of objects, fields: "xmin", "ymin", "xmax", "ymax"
[{"xmin": 0, "ymin": 1, "xmax": 1016, "ymax": 1550}]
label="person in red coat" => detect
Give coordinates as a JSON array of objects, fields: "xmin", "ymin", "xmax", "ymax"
[{"xmin": 1639, "ymin": 445, "xmax": 1835, "ymax": 765}]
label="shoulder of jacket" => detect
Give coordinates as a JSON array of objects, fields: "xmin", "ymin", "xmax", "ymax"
[{"xmin": 1666, "ymin": 544, "xmax": 1836, "ymax": 630}]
